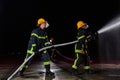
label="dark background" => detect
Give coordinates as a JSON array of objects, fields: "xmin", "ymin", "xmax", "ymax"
[{"xmin": 0, "ymin": 0, "xmax": 120, "ymax": 60}]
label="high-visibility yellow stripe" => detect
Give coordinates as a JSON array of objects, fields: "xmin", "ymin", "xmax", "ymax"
[
  {"xmin": 72, "ymin": 53, "xmax": 79, "ymax": 69},
  {"xmin": 43, "ymin": 50, "xmax": 47, "ymax": 53},
  {"xmin": 45, "ymin": 42, "xmax": 50, "ymax": 46},
  {"xmin": 77, "ymin": 35, "xmax": 85, "ymax": 40},
  {"xmin": 44, "ymin": 61, "xmax": 50, "ymax": 65},
  {"xmin": 24, "ymin": 65, "xmax": 28, "ymax": 69},
  {"xmin": 75, "ymin": 44, "xmax": 84, "ymax": 53},
  {"xmin": 20, "ymin": 65, "xmax": 28, "ymax": 71},
  {"xmin": 85, "ymin": 39, "xmax": 88, "ymax": 43},
  {"xmin": 27, "ymin": 44, "xmax": 36, "ymax": 54},
  {"xmin": 32, "ymin": 44, "xmax": 36, "ymax": 46},
  {"xmin": 83, "ymin": 66, "xmax": 90, "ymax": 69},
  {"xmin": 75, "ymin": 49, "xmax": 84, "ymax": 53},
  {"xmin": 31, "ymin": 33, "xmax": 48, "ymax": 39},
  {"xmin": 27, "ymin": 50, "xmax": 34, "ymax": 54}
]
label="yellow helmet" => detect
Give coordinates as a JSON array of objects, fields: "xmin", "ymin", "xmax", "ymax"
[
  {"xmin": 77, "ymin": 21, "xmax": 86, "ymax": 30},
  {"xmin": 37, "ymin": 18, "xmax": 46, "ymax": 25}
]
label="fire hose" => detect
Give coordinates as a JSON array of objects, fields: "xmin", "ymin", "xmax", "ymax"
[
  {"xmin": 51, "ymin": 49, "xmax": 74, "ymax": 61},
  {"xmin": 7, "ymin": 40, "xmax": 78, "ymax": 80}
]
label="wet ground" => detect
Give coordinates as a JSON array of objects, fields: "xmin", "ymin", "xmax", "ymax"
[{"xmin": 0, "ymin": 56, "xmax": 120, "ymax": 80}]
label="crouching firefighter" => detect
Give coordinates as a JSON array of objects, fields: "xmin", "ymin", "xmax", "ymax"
[
  {"xmin": 18, "ymin": 18, "xmax": 54, "ymax": 77},
  {"xmin": 72, "ymin": 20, "xmax": 93, "ymax": 76}
]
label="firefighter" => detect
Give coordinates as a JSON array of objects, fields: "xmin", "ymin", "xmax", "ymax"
[
  {"xmin": 18, "ymin": 18, "xmax": 54, "ymax": 77},
  {"xmin": 72, "ymin": 20, "xmax": 93, "ymax": 76}
]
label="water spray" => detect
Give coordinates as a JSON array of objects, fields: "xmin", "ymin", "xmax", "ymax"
[
  {"xmin": 98, "ymin": 15, "xmax": 120, "ymax": 62},
  {"xmin": 98, "ymin": 15, "xmax": 120, "ymax": 34}
]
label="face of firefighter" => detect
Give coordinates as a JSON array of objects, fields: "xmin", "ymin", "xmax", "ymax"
[
  {"xmin": 82, "ymin": 24, "xmax": 89, "ymax": 29},
  {"xmin": 40, "ymin": 22, "xmax": 49, "ymax": 29}
]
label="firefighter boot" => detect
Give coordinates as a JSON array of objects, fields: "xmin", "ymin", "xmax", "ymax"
[
  {"xmin": 84, "ymin": 69, "xmax": 94, "ymax": 74},
  {"xmin": 45, "ymin": 65, "xmax": 54, "ymax": 76},
  {"xmin": 18, "ymin": 67, "xmax": 26, "ymax": 77},
  {"xmin": 72, "ymin": 68, "xmax": 81, "ymax": 76}
]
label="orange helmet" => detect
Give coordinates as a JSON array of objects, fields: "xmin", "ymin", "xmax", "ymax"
[
  {"xmin": 77, "ymin": 21, "xmax": 86, "ymax": 30},
  {"xmin": 37, "ymin": 18, "xmax": 46, "ymax": 25}
]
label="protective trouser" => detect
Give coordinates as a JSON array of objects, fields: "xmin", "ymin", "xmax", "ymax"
[
  {"xmin": 19, "ymin": 52, "xmax": 34, "ymax": 73},
  {"xmin": 72, "ymin": 53, "xmax": 83, "ymax": 69},
  {"xmin": 41, "ymin": 50, "xmax": 51, "ymax": 71},
  {"xmin": 83, "ymin": 40, "xmax": 90, "ymax": 70},
  {"xmin": 72, "ymin": 44, "xmax": 90, "ymax": 71},
  {"xmin": 83, "ymin": 53, "xmax": 90, "ymax": 70},
  {"xmin": 41, "ymin": 50, "xmax": 54, "ymax": 76}
]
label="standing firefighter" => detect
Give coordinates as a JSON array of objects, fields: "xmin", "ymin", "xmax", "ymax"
[
  {"xmin": 18, "ymin": 18, "xmax": 54, "ymax": 77},
  {"xmin": 72, "ymin": 20, "xmax": 93, "ymax": 76}
]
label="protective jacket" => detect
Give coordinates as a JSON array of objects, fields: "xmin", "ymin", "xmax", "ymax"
[
  {"xmin": 75, "ymin": 28, "xmax": 86, "ymax": 54},
  {"xmin": 27, "ymin": 28, "xmax": 51, "ymax": 54}
]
